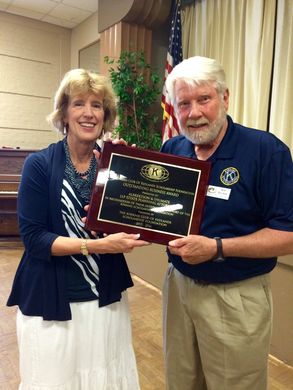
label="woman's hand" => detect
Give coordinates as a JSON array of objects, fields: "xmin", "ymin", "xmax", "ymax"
[
  {"xmin": 51, "ymin": 233, "xmax": 150, "ymax": 256},
  {"xmin": 82, "ymin": 205, "xmax": 98, "ymax": 237},
  {"xmin": 92, "ymin": 139, "xmax": 135, "ymax": 165},
  {"xmin": 97, "ymin": 232, "xmax": 150, "ymax": 253},
  {"xmin": 93, "ymin": 149, "xmax": 101, "ymax": 162}
]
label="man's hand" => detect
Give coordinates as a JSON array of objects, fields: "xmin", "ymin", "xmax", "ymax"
[
  {"xmin": 104, "ymin": 136, "xmax": 136, "ymax": 147},
  {"xmin": 168, "ymin": 235, "xmax": 217, "ymax": 264}
]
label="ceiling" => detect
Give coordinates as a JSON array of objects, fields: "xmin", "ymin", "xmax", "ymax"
[{"xmin": 0, "ymin": 0, "xmax": 98, "ymax": 29}]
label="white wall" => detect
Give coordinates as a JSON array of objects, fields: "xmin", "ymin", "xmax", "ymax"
[
  {"xmin": 71, "ymin": 12, "xmax": 99, "ymax": 69},
  {"xmin": 0, "ymin": 10, "xmax": 100, "ymax": 150},
  {"xmin": 0, "ymin": 12, "xmax": 71, "ymax": 149}
]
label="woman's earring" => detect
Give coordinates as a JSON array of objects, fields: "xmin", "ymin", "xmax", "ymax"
[{"xmin": 63, "ymin": 124, "xmax": 67, "ymax": 135}]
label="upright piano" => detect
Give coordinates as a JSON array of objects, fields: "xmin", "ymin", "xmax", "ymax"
[{"xmin": 0, "ymin": 148, "xmax": 35, "ymax": 237}]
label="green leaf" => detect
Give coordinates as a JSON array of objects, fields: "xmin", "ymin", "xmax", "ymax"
[{"xmin": 104, "ymin": 51, "xmax": 162, "ymax": 150}]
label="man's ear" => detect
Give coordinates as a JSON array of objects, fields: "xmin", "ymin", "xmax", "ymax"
[{"xmin": 223, "ymin": 88, "xmax": 229, "ymax": 110}]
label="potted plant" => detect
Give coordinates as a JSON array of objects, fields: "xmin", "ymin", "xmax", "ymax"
[{"xmin": 104, "ymin": 51, "xmax": 162, "ymax": 150}]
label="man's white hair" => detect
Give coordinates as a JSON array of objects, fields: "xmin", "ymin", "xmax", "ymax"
[{"xmin": 166, "ymin": 56, "xmax": 227, "ymax": 105}]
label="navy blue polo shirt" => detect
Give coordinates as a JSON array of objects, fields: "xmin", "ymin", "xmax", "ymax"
[{"xmin": 161, "ymin": 116, "xmax": 293, "ymax": 283}]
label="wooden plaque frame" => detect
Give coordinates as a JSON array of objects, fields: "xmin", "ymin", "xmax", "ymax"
[{"xmin": 86, "ymin": 143, "xmax": 211, "ymax": 245}]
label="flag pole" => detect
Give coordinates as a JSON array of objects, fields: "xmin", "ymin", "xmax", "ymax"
[{"xmin": 161, "ymin": 0, "xmax": 183, "ymax": 143}]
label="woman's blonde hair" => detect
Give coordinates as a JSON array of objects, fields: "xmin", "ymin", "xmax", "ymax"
[{"xmin": 47, "ymin": 69, "xmax": 117, "ymax": 135}]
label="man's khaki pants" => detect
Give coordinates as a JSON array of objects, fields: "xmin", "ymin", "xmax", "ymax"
[{"xmin": 163, "ymin": 265, "xmax": 272, "ymax": 390}]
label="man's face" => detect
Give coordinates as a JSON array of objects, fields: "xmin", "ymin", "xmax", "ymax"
[{"xmin": 174, "ymin": 80, "xmax": 229, "ymax": 145}]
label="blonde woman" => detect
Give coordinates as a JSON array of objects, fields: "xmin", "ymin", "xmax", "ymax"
[{"xmin": 7, "ymin": 69, "xmax": 149, "ymax": 389}]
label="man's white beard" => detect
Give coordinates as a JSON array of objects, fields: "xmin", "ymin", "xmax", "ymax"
[{"xmin": 179, "ymin": 104, "xmax": 227, "ymax": 145}]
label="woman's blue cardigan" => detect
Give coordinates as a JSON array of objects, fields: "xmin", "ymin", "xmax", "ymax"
[{"xmin": 7, "ymin": 140, "xmax": 133, "ymax": 320}]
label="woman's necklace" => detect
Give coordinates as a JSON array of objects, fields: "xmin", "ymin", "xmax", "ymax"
[
  {"xmin": 63, "ymin": 137, "xmax": 98, "ymax": 202},
  {"xmin": 71, "ymin": 153, "xmax": 96, "ymax": 178},
  {"xmin": 64, "ymin": 138, "xmax": 96, "ymax": 177}
]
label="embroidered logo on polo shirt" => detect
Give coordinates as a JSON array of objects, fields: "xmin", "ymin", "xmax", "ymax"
[{"xmin": 220, "ymin": 167, "xmax": 240, "ymax": 186}]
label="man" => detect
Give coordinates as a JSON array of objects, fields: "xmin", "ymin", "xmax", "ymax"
[{"xmin": 161, "ymin": 56, "xmax": 293, "ymax": 390}]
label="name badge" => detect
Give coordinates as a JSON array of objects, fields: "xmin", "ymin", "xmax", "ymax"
[{"xmin": 207, "ymin": 185, "xmax": 231, "ymax": 200}]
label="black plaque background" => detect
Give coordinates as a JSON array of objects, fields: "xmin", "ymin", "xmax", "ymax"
[
  {"xmin": 86, "ymin": 143, "xmax": 211, "ymax": 245},
  {"xmin": 99, "ymin": 154, "xmax": 199, "ymax": 236}
]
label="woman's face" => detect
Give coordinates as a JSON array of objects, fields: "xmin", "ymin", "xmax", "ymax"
[{"xmin": 64, "ymin": 93, "xmax": 105, "ymax": 143}]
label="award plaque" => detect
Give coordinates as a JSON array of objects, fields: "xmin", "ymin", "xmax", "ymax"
[{"xmin": 86, "ymin": 143, "xmax": 211, "ymax": 245}]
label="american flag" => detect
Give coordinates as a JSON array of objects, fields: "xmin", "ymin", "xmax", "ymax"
[{"xmin": 161, "ymin": 0, "xmax": 183, "ymax": 143}]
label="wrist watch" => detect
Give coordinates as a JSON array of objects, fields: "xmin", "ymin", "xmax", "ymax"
[
  {"xmin": 81, "ymin": 239, "xmax": 89, "ymax": 256},
  {"xmin": 213, "ymin": 237, "xmax": 225, "ymax": 262}
]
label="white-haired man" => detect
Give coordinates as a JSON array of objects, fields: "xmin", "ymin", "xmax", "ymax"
[{"xmin": 162, "ymin": 56, "xmax": 293, "ymax": 390}]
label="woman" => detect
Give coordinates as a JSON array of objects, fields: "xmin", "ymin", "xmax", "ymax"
[{"xmin": 7, "ymin": 69, "xmax": 149, "ymax": 389}]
